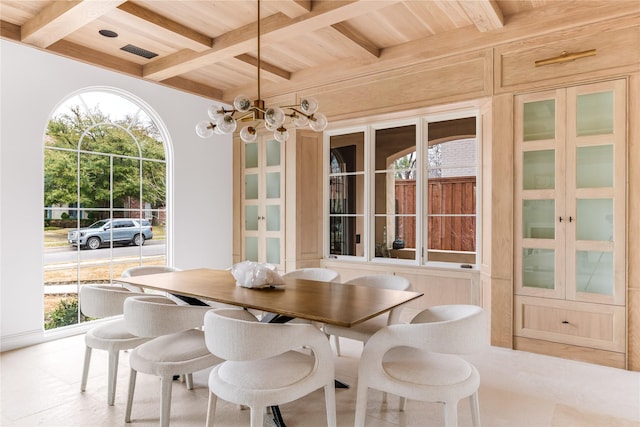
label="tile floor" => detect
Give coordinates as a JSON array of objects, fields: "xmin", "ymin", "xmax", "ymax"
[{"xmin": 1, "ymin": 331, "xmax": 639, "ymax": 427}]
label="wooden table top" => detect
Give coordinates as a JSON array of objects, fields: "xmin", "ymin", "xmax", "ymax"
[{"xmin": 118, "ymin": 268, "xmax": 423, "ymax": 327}]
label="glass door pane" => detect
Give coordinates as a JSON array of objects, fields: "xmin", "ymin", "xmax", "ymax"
[
  {"xmin": 576, "ymin": 199, "xmax": 613, "ymax": 241},
  {"xmin": 576, "ymin": 91, "xmax": 614, "ymax": 136},
  {"xmin": 576, "ymin": 251, "xmax": 613, "ymax": 295},
  {"xmin": 329, "ymin": 131, "xmax": 365, "ymax": 257},
  {"xmin": 522, "ymin": 248, "xmax": 555, "ymax": 289},
  {"xmin": 523, "ymin": 99, "xmax": 555, "ymax": 141},
  {"xmin": 523, "ymin": 150, "xmax": 554, "ymax": 190},
  {"xmin": 266, "ymin": 237, "xmax": 280, "ymax": 264},
  {"xmin": 425, "ymin": 117, "xmax": 477, "ymax": 265},
  {"xmin": 576, "ymin": 145, "xmax": 613, "ymax": 188}
]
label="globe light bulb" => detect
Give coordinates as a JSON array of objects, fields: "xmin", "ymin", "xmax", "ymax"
[
  {"xmin": 300, "ymin": 97, "xmax": 318, "ymax": 114},
  {"xmin": 240, "ymin": 125, "xmax": 258, "ymax": 143},
  {"xmin": 233, "ymin": 95, "xmax": 252, "ymax": 113},
  {"xmin": 264, "ymin": 107, "xmax": 285, "ymax": 127},
  {"xmin": 216, "ymin": 114, "xmax": 237, "ymax": 134},
  {"xmin": 274, "ymin": 127, "xmax": 289, "ymax": 143},
  {"xmin": 264, "ymin": 121, "xmax": 277, "ymax": 132},
  {"xmin": 207, "ymin": 104, "xmax": 225, "ymax": 121},
  {"xmin": 195, "ymin": 120, "xmax": 214, "ymax": 138},
  {"xmin": 292, "ymin": 113, "xmax": 309, "ymax": 127},
  {"xmin": 308, "ymin": 112, "xmax": 328, "ymax": 131}
]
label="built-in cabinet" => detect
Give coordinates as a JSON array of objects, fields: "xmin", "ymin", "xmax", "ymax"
[
  {"xmin": 235, "ymin": 128, "xmax": 325, "ymax": 273},
  {"xmin": 241, "ymin": 134, "xmax": 284, "ymax": 269},
  {"xmin": 513, "ymin": 79, "xmax": 627, "ymax": 368},
  {"xmin": 232, "ymin": 17, "xmax": 639, "ymax": 370}
]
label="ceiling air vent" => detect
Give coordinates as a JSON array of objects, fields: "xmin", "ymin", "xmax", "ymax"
[{"xmin": 120, "ymin": 44, "xmax": 158, "ymax": 59}]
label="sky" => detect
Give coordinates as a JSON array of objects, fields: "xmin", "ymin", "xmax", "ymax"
[{"xmin": 54, "ymin": 90, "xmax": 147, "ymax": 122}]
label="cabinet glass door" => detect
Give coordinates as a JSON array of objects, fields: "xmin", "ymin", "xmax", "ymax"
[
  {"xmin": 515, "ymin": 90, "xmax": 565, "ymax": 299},
  {"xmin": 242, "ymin": 137, "xmax": 284, "ymax": 268},
  {"xmin": 566, "ymin": 81, "xmax": 625, "ymax": 305},
  {"xmin": 516, "ymin": 81, "xmax": 625, "ymax": 305}
]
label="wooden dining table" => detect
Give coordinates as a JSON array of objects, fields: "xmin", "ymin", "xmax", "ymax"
[
  {"xmin": 117, "ymin": 267, "xmax": 424, "ymax": 328},
  {"xmin": 118, "ymin": 267, "xmax": 423, "ymax": 427}
]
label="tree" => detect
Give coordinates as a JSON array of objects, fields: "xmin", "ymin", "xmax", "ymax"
[
  {"xmin": 44, "ymin": 105, "xmax": 166, "ymax": 213},
  {"xmin": 394, "ymin": 152, "xmax": 416, "ymax": 179}
]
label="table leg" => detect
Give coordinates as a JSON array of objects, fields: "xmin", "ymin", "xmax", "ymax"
[
  {"xmin": 271, "ymin": 405, "xmax": 286, "ymax": 427},
  {"xmin": 335, "ymin": 379, "xmax": 349, "ymax": 388}
]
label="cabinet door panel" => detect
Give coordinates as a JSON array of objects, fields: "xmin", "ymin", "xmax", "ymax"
[{"xmin": 241, "ymin": 135, "xmax": 284, "ymax": 269}]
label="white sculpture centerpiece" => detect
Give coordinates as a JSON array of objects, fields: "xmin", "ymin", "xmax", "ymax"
[{"xmin": 231, "ymin": 261, "xmax": 284, "ymax": 288}]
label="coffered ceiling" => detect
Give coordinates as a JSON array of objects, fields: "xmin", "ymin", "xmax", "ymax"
[{"xmin": 1, "ymin": 1, "xmax": 636, "ymax": 103}]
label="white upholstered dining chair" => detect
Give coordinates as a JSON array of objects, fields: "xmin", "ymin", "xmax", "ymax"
[
  {"xmin": 323, "ymin": 274, "xmax": 411, "ymax": 356},
  {"xmin": 120, "ymin": 265, "xmax": 179, "ymax": 294},
  {"xmin": 79, "ymin": 284, "xmax": 150, "ymax": 406},
  {"xmin": 354, "ymin": 304, "xmax": 487, "ymax": 427},
  {"xmin": 204, "ymin": 308, "xmax": 337, "ymax": 427},
  {"xmin": 123, "ymin": 295, "xmax": 220, "ymax": 427},
  {"xmin": 282, "ymin": 267, "xmax": 341, "ymax": 282}
]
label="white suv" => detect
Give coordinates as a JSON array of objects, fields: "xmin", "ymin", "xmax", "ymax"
[{"xmin": 68, "ymin": 218, "xmax": 153, "ymax": 250}]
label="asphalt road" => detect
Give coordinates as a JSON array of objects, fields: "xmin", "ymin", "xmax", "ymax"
[{"xmin": 44, "ymin": 240, "xmax": 165, "ymax": 264}]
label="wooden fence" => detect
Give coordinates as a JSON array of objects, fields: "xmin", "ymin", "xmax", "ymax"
[{"xmin": 395, "ymin": 176, "xmax": 476, "ymax": 252}]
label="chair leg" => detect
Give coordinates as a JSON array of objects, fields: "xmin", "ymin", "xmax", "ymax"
[
  {"xmin": 443, "ymin": 401, "xmax": 459, "ymax": 427},
  {"xmin": 250, "ymin": 406, "xmax": 264, "ymax": 427},
  {"xmin": 333, "ymin": 335, "xmax": 341, "ymax": 356},
  {"xmin": 80, "ymin": 346, "xmax": 92, "ymax": 392},
  {"xmin": 160, "ymin": 376, "xmax": 174, "ymax": 427},
  {"xmin": 470, "ymin": 392, "xmax": 481, "ymax": 427},
  {"xmin": 324, "ymin": 382, "xmax": 337, "ymax": 427},
  {"xmin": 107, "ymin": 350, "xmax": 120, "ymax": 406},
  {"xmin": 205, "ymin": 391, "xmax": 217, "ymax": 427},
  {"xmin": 353, "ymin": 383, "xmax": 369, "ymax": 427},
  {"xmin": 185, "ymin": 373, "xmax": 194, "ymax": 390},
  {"xmin": 125, "ymin": 369, "xmax": 137, "ymax": 423}
]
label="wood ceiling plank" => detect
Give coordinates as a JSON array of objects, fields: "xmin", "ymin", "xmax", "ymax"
[
  {"xmin": 117, "ymin": 2, "xmax": 213, "ymax": 50},
  {"xmin": 458, "ymin": 0, "xmax": 504, "ymax": 32},
  {"xmin": 330, "ymin": 22, "xmax": 380, "ymax": 57},
  {"xmin": 47, "ymin": 39, "xmax": 142, "ymax": 76},
  {"xmin": 142, "ymin": 0, "xmax": 397, "ymax": 81},
  {"xmin": 241, "ymin": 1, "xmax": 639, "ymax": 100},
  {"xmin": 21, "ymin": 0, "xmax": 126, "ymax": 48}
]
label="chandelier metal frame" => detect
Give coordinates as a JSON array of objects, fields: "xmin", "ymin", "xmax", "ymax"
[{"xmin": 196, "ymin": 0, "xmax": 328, "ymax": 143}]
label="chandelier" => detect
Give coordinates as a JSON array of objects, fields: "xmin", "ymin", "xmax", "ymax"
[{"xmin": 195, "ymin": 0, "xmax": 328, "ymax": 143}]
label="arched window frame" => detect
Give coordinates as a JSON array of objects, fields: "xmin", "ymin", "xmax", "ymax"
[{"xmin": 43, "ymin": 87, "xmax": 173, "ymax": 330}]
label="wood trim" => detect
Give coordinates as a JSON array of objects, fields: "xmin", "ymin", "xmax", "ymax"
[
  {"xmin": 514, "ymin": 336, "xmax": 625, "ymax": 369},
  {"xmin": 494, "ymin": 19, "xmax": 640, "ymax": 93},
  {"xmin": 514, "ymin": 295, "xmax": 626, "ymax": 353},
  {"xmin": 628, "ymin": 73, "xmax": 640, "ymax": 371}
]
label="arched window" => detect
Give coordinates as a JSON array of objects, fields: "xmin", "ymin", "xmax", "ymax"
[{"xmin": 43, "ymin": 89, "xmax": 170, "ymax": 330}]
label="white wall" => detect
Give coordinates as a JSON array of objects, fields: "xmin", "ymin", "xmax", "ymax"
[{"xmin": 0, "ymin": 40, "xmax": 233, "ymax": 350}]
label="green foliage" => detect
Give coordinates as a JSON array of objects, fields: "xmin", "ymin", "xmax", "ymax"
[
  {"xmin": 394, "ymin": 152, "xmax": 417, "ymax": 179},
  {"xmin": 44, "ymin": 297, "xmax": 87, "ymax": 330},
  {"xmin": 44, "ymin": 104, "xmax": 167, "ymax": 210}
]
